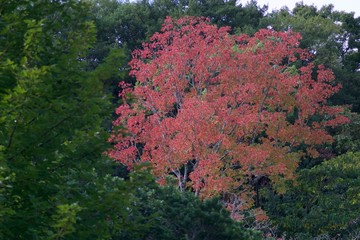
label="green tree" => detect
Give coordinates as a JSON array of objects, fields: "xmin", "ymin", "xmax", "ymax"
[
  {"xmin": 106, "ymin": 165, "xmax": 261, "ymax": 240},
  {"xmin": 88, "ymin": 0, "xmax": 267, "ymax": 54},
  {"xmin": 187, "ymin": 0, "xmax": 266, "ymax": 34},
  {"xmin": 264, "ymin": 152, "xmax": 360, "ymax": 239},
  {"xmin": 0, "ymin": 0, "xmax": 123, "ymax": 238},
  {"xmin": 329, "ymin": 12, "xmax": 360, "ymax": 112},
  {"xmin": 333, "ymin": 113, "xmax": 360, "ymax": 155},
  {"xmin": 148, "ymin": 186, "xmax": 261, "ymax": 240},
  {"xmin": 88, "ymin": 0, "xmax": 160, "ymax": 53}
]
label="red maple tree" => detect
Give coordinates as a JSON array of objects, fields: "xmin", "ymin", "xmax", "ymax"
[{"xmin": 108, "ymin": 16, "xmax": 349, "ymax": 216}]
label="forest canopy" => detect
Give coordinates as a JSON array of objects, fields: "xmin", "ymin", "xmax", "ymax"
[{"xmin": 1, "ymin": 0, "xmax": 359, "ymax": 239}]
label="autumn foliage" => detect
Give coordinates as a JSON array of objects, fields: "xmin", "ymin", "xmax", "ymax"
[{"xmin": 108, "ymin": 16, "xmax": 349, "ymax": 215}]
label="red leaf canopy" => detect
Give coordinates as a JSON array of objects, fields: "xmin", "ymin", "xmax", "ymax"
[{"xmin": 109, "ymin": 16, "xmax": 349, "ymax": 211}]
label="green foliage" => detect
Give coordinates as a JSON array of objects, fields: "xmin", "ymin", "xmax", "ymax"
[
  {"xmin": 51, "ymin": 203, "xmax": 82, "ymax": 239},
  {"xmin": 88, "ymin": 0, "xmax": 266, "ymax": 53},
  {"xmin": 149, "ymin": 186, "xmax": 261, "ymax": 240},
  {"xmin": 186, "ymin": 0, "xmax": 266, "ymax": 34},
  {"xmin": 264, "ymin": 152, "xmax": 360, "ymax": 239},
  {"xmin": 0, "ymin": 0, "xmax": 124, "ymax": 238},
  {"xmin": 0, "ymin": 165, "xmax": 15, "ymax": 240},
  {"xmin": 88, "ymin": 0, "xmax": 158, "ymax": 54},
  {"xmin": 64, "ymin": 164, "xmax": 261, "ymax": 239},
  {"xmin": 333, "ymin": 112, "xmax": 360, "ymax": 154},
  {"xmin": 59, "ymin": 163, "xmax": 161, "ymax": 239}
]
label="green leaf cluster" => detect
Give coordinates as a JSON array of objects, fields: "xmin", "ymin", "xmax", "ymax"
[
  {"xmin": 0, "ymin": 0, "xmax": 122, "ymax": 238},
  {"xmin": 264, "ymin": 152, "xmax": 360, "ymax": 239}
]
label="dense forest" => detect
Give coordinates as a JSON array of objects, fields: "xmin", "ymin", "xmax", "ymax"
[{"xmin": 0, "ymin": 0, "xmax": 359, "ymax": 239}]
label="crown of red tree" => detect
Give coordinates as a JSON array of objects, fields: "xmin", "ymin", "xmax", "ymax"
[{"xmin": 108, "ymin": 16, "xmax": 349, "ymax": 215}]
